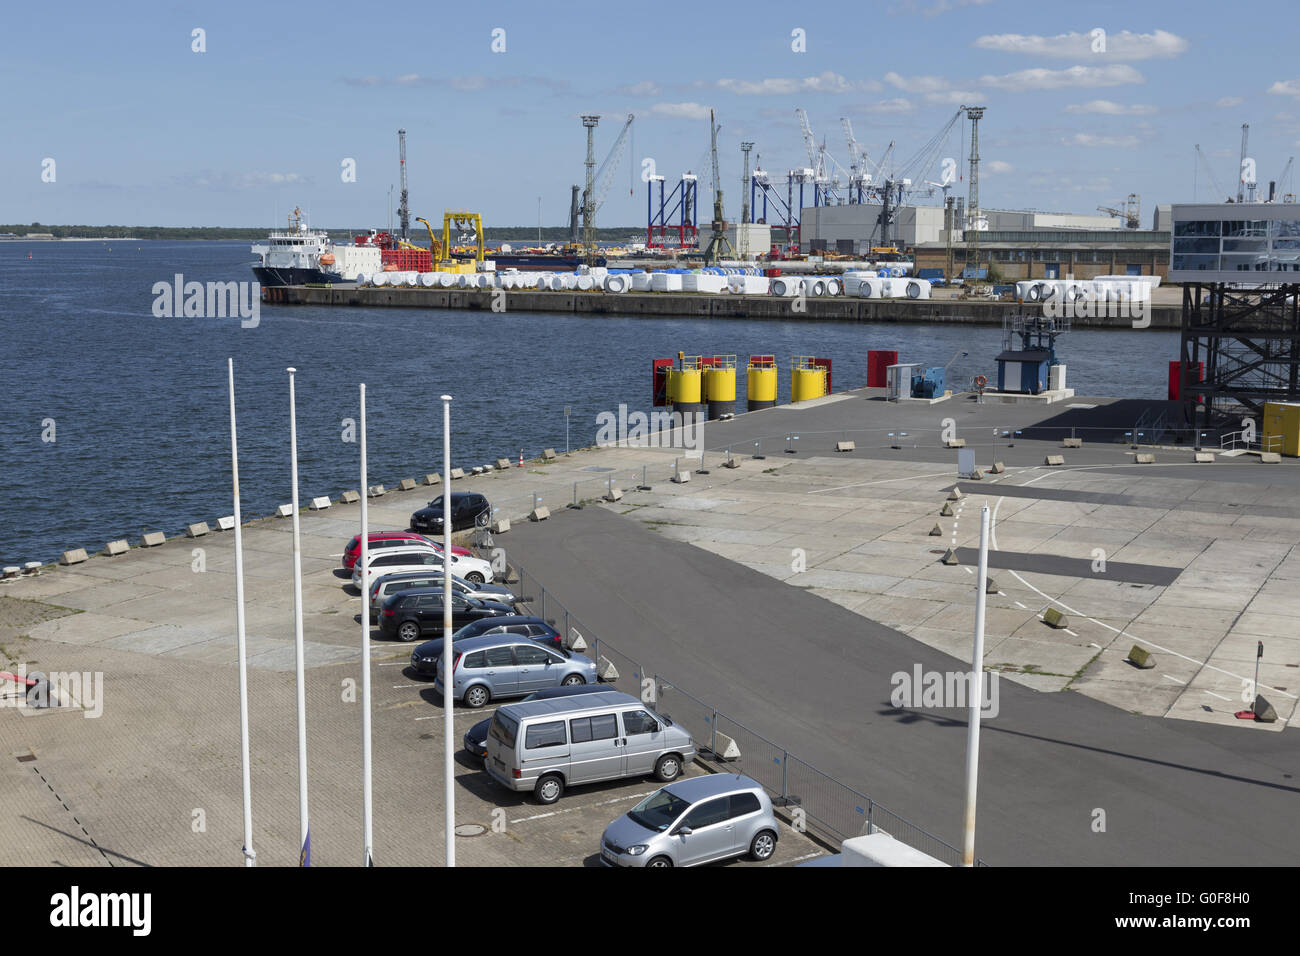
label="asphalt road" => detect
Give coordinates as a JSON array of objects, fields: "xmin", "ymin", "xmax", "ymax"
[{"xmin": 496, "ymin": 505, "xmax": 1300, "ymax": 866}]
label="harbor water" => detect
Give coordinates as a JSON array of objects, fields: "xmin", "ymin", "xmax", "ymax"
[{"xmin": 0, "ymin": 240, "xmax": 1180, "ymax": 565}]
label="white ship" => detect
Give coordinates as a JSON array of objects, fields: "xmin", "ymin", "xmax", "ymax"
[{"xmin": 251, "ymin": 208, "xmax": 381, "ymax": 287}]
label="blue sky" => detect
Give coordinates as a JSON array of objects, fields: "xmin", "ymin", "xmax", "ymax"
[{"xmin": 5, "ymin": 0, "xmax": 1300, "ymax": 230}]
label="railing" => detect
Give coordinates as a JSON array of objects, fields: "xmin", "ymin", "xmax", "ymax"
[{"xmin": 498, "ymin": 554, "xmax": 988, "ymax": 866}]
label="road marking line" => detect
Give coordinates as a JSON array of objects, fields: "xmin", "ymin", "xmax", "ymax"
[
  {"xmin": 1204, "ymin": 690, "xmax": 1232, "ymax": 701},
  {"xmin": 1013, "ymin": 601, "xmax": 1027, "ymax": 609},
  {"xmin": 991, "ymin": 488, "xmax": 1298, "ymax": 701},
  {"xmin": 964, "ymin": 566, "xmax": 973, "ymax": 575},
  {"xmin": 1163, "ymin": 674, "xmax": 1185, "ymax": 684},
  {"xmin": 510, "ymin": 789, "xmax": 658, "ymax": 825},
  {"xmin": 767, "ymin": 851, "xmax": 824, "ymax": 867},
  {"xmin": 392, "ymin": 683, "xmax": 425, "ymax": 689},
  {"xmin": 1064, "ymin": 628, "xmax": 1078, "ymax": 636}
]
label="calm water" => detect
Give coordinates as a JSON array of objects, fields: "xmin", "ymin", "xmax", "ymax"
[{"xmin": 0, "ymin": 240, "xmax": 1179, "ymax": 565}]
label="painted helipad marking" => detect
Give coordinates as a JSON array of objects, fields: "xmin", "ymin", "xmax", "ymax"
[{"xmin": 990, "ymin": 479, "xmax": 1298, "ymax": 701}]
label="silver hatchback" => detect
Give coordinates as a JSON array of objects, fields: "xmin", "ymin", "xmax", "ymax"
[{"xmin": 600, "ymin": 774, "xmax": 778, "ymax": 867}]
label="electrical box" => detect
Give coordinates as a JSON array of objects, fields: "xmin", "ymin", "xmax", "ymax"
[
  {"xmin": 1262, "ymin": 402, "xmax": 1300, "ymax": 457},
  {"xmin": 886, "ymin": 363, "xmax": 922, "ymax": 402}
]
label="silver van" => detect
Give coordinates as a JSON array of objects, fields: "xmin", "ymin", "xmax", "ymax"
[{"xmin": 484, "ymin": 690, "xmax": 696, "ymax": 804}]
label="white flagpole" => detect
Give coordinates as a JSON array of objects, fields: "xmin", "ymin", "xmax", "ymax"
[
  {"xmin": 442, "ymin": 394, "xmax": 455, "ymax": 868},
  {"xmin": 962, "ymin": 504, "xmax": 991, "ymax": 867},
  {"xmin": 360, "ymin": 384, "xmax": 374, "ymax": 866},
  {"xmin": 227, "ymin": 358, "xmax": 256, "ymax": 867},
  {"xmin": 288, "ymin": 368, "xmax": 310, "ymax": 866}
]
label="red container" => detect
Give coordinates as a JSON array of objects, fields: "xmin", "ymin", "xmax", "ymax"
[
  {"xmin": 1168, "ymin": 360, "xmax": 1204, "ymax": 401},
  {"xmin": 381, "ymin": 248, "xmax": 432, "ymax": 271},
  {"xmin": 765, "ymin": 268, "xmax": 782, "ymax": 278},
  {"xmin": 867, "ymin": 350, "xmax": 899, "ymax": 388}
]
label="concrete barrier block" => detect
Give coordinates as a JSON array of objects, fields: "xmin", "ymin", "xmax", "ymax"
[
  {"xmin": 836, "ymin": 440, "xmax": 856, "ymax": 452},
  {"xmin": 1135, "ymin": 453, "xmax": 1155, "ymax": 464},
  {"xmin": 946, "ymin": 438, "xmax": 966, "ymax": 448},
  {"xmin": 60, "ymin": 548, "xmax": 88, "ymax": 566},
  {"xmin": 141, "ymin": 531, "xmax": 166, "ymax": 548},
  {"xmin": 1194, "ymin": 452, "xmax": 1215, "ymax": 463},
  {"xmin": 423, "ymin": 474, "xmax": 441, "ymax": 486},
  {"xmin": 450, "ymin": 468, "xmax": 466, "ymax": 480},
  {"xmin": 2, "ymin": 566, "xmax": 19, "ymax": 579},
  {"xmin": 941, "ymin": 548, "xmax": 959, "ymax": 566},
  {"xmin": 712, "ymin": 732, "xmax": 742, "ymax": 761},
  {"xmin": 398, "ymin": 478, "xmax": 416, "ymax": 491},
  {"xmin": 568, "ymin": 630, "xmax": 587, "ymax": 652},
  {"xmin": 276, "ymin": 504, "xmax": 294, "ymax": 517},
  {"xmin": 991, "ymin": 462, "xmax": 1006, "ymax": 474},
  {"xmin": 671, "ymin": 470, "xmax": 691, "ymax": 483},
  {"xmin": 597, "ymin": 656, "xmax": 620, "ymax": 682},
  {"xmin": 491, "ymin": 519, "xmax": 510, "ymax": 534},
  {"xmin": 366, "ymin": 485, "xmax": 385, "ymax": 498},
  {"xmin": 186, "ymin": 522, "xmax": 210, "ymax": 538},
  {"xmin": 604, "ymin": 487, "xmax": 624, "ymax": 502},
  {"xmin": 496, "ymin": 458, "xmax": 511, "ymax": 470},
  {"xmin": 1254, "ymin": 695, "xmax": 1278, "ymax": 722},
  {"xmin": 929, "ymin": 524, "xmax": 943, "ymax": 536},
  {"xmin": 340, "ymin": 489, "xmax": 361, "ymax": 503},
  {"xmin": 529, "ymin": 506, "xmax": 550, "ymax": 521},
  {"xmin": 542, "ymin": 448, "xmax": 558, "ymax": 461},
  {"xmin": 1261, "ymin": 452, "xmax": 1282, "ymax": 463},
  {"xmin": 1043, "ymin": 607, "xmax": 1068, "ymax": 629},
  {"xmin": 309, "ymin": 496, "xmax": 331, "ymax": 510},
  {"xmin": 946, "ymin": 488, "xmax": 963, "ymax": 501},
  {"xmin": 216, "ymin": 515, "xmax": 236, "ymax": 531},
  {"xmin": 23, "ymin": 561, "xmax": 43, "ymax": 574},
  {"xmin": 1127, "ymin": 645, "xmax": 1155, "ymax": 669},
  {"xmin": 970, "ymin": 468, "xmax": 985, "ymax": 480},
  {"xmin": 104, "ymin": 539, "xmax": 130, "ymax": 556},
  {"xmin": 1063, "ymin": 438, "xmax": 1083, "ymax": 448},
  {"xmin": 1044, "ymin": 455, "xmax": 1065, "ymax": 466},
  {"xmin": 985, "ymin": 577, "xmax": 997, "ymax": 594}
]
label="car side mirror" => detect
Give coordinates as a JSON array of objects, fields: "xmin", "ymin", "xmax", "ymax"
[
  {"xmin": 673, "ymin": 826, "xmax": 693, "ymax": 837},
  {"xmin": 650, "ymin": 721, "xmax": 661, "ymax": 733}
]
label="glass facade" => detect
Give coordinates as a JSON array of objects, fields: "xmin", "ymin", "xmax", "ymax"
[{"xmin": 1171, "ymin": 217, "xmax": 1300, "ymax": 274}]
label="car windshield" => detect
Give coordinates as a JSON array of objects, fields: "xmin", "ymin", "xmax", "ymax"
[{"xmin": 628, "ymin": 790, "xmax": 691, "ymax": 832}]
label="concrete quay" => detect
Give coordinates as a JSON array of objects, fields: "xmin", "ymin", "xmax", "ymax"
[{"xmin": 1, "ymin": 387, "xmax": 1295, "ymax": 866}]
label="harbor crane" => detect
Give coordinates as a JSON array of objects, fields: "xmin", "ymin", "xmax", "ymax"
[
  {"xmin": 579, "ymin": 113, "xmax": 634, "ymax": 265},
  {"xmin": 1096, "ymin": 194, "xmax": 1141, "ymax": 229},
  {"xmin": 702, "ymin": 109, "xmax": 735, "ymax": 265},
  {"xmin": 397, "ymin": 128, "xmax": 410, "ymax": 242}
]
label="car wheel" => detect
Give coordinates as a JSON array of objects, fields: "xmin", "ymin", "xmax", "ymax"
[
  {"xmin": 647, "ymin": 856, "xmax": 673, "ymax": 868},
  {"xmin": 465, "ymin": 572, "xmax": 485, "ymax": 584},
  {"xmin": 561, "ymin": 675, "xmax": 585, "ymax": 686},
  {"xmin": 397, "ymin": 622, "xmax": 420, "ymax": 642},
  {"xmin": 749, "ymin": 829, "xmax": 777, "ymax": 862},
  {"xmin": 535, "ymin": 774, "xmax": 564, "ymax": 805},
  {"xmin": 653, "ymin": 754, "xmax": 681, "ymax": 782},
  {"xmin": 464, "ymin": 685, "xmax": 490, "ymax": 709}
]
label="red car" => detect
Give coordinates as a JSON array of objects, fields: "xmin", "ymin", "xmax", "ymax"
[{"xmin": 342, "ymin": 531, "xmax": 472, "ymax": 570}]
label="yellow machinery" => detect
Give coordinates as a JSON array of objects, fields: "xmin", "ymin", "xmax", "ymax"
[
  {"xmin": 1262, "ymin": 402, "xmax": 1300, "ymax": 456},
  {"xmin": 666, "ymin": 353, "xmax": 704, "ymax": 416},
  {"xmin": 442, "ymin": 211, "xmax": 484, "ymax": 265},
  {"xmin": 747, "ymin": 355, "xmax": 777, "ymax": 411},
  {"xmin": 414, "ymin": 217, "xmax": 444, "ymax": 261},
  {"xmin": 791, "ymin": 355, "xmax": 829, "ymax": 403}
]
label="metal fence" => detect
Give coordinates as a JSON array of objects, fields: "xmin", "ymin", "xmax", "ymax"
[{"xmin": 499, "ymin": 555, "xmax": 988, "ymax": 866}]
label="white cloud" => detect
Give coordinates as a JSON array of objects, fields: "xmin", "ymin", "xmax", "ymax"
[
  {"xmin": 1064, "ymin": 99, "xmax": 1157, "ymax": 115},
  {"xmin": 986, "ymin": 160, "xmax": 1014, "ymax": 174},
  {"xmin": 884, "ymin": 72, "xmax": 950, "ymax": 93},
  {"xmin": 1068, "ymin": 133, "xmax": 1140, "ymax": 148},
  {"xmin": 617, "ymin": 81, "xmax": 661, "ymax": 97},
  {"xmin": 980, "ymin": 64, "xmax": 1145, "ymax": 91},
  {"xmin": 863, "ymin": 97, "xmax": 915, "ymax": 113},
  {"xmin": 1216, "ymin": 96, "xmax": 1244, "ymax": 108},
  {"xmin": 717, "ymin": 71, "xmax": 880, "ymax": 95},
  {"xmin": 926, "ymin": 90, "xmax": 983, "ymax": 105},
  {"xmin": 650, "ymin": 102, "xmax": 713, "ymax": 121},
  {"xmin": 1269, "ymin": 80, "xmax": 1300, "ymax": 98},
  {"xmin": 974, "ymin": 29, "xmax": 1187, "ymax": 61}
]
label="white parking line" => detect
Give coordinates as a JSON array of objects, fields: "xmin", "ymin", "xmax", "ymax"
[
  {"xmin": 1013, "ymin": 601, "xmax": 1027, "ymax": 609},
  {"xmin": 1162, "ymin": 674, "xmax": 1185, "ymax": 684},
  {"xmin": 1064, "ymin": 628, "xmax": 1078, "ymax": 637},
  {"xmin": 1204, "ymin": 690, "xmax": 1232, "ymax": 701},
  {"xmin": 510, "ymin": 789, "xmax": 659, "ymax": 826},
  {"xmin": 767, "ymin": 851, "xmax": 825, "ymax": 867}
]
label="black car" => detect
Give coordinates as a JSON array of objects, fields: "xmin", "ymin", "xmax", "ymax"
[
  {"xmin": 463, "ymin": 683, "xmax": 612, "ymax": 758},
  {"xmin": 409, "ymin": 615, "xmax": 563, "ymax": 676},
  {"xmin": 411, "ymin": 493, "xmax": 491, "ymax": 535},
  {"xmin": 378, "ymin": 588, "xmax": 514, "ymax": 642}
]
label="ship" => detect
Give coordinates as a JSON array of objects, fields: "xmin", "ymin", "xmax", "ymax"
[{"xmin": 250, "ymin": 208, "xmax": 380, "ymax": 287}]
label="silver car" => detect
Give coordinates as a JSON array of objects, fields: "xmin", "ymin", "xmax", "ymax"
[
  {"xmin": 600, "ymin": 774, "xmax": 778, "ymax": 867},
  {"xmin": 434, "ymin": 633, "xmax": 598, "ymax": 708}
]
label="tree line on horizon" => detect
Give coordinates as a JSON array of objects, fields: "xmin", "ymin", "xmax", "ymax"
[{"xmin": 0, "ymin": 223, "xmax": 644, "ymax": 242}]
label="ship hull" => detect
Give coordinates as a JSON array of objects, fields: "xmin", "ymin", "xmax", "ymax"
[{"xmin": 253, "ymin": 265, "xmax": 350, "ymax": 288}]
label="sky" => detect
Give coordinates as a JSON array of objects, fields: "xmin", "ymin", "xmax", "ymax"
[{"xmin": 4, "ymin": 0, "xmax": 1300, "ymax": 231}]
